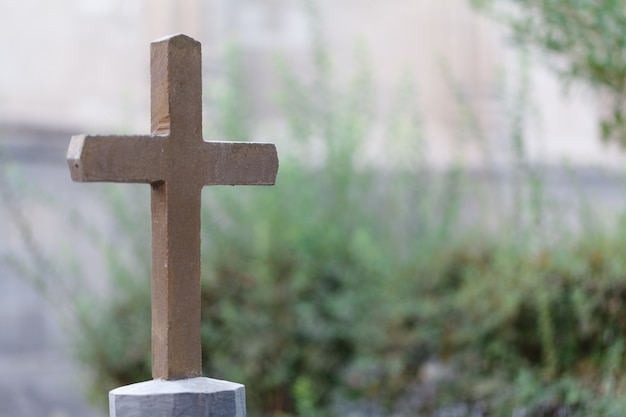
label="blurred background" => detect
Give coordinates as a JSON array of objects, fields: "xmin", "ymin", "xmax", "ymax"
[
  {"xmin": 2, "ymin": 1, "xmax": 626, "ymax": 416},
  {"xmin": 1, "ymin": 0, "xmax": 621, "ymax": 164}
]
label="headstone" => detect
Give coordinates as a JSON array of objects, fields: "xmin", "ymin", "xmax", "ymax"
[{"xmin": 67, "ymin": 33, "xmax": 278, "ymax": 417}]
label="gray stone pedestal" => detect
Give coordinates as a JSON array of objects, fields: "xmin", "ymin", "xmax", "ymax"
[{"xmin": 109, "ymin": 377, "xmax": 245, "ymax": 417}]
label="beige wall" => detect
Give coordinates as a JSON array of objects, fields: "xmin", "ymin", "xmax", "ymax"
[{"xmin": 0, "ymin": 0, "xmax": 622, "ymax": 167}]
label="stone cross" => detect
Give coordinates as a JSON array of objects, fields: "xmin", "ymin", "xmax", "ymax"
[{"xmin": 67, "ymin": 34, "xmax": 278, "ymax": 381}]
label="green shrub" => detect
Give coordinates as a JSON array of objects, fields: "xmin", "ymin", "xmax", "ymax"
[{"xmin": 471, "ymin": 0, "xmax": 626, "ymax": 145}]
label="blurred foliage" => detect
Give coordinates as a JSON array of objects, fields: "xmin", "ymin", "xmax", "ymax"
[
  {"xmin": 471, "ymin": 0, "xmax": 626, "ymax": 146},
  {"xmin": 4, "ymin": 4, "xmax": 626, "ymax": 417}
]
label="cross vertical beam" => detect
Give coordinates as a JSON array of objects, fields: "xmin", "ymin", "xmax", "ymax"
[
  {"xmin": 67, "ymin": 33, "xmax": 279, "ymax": 381},
  {"xmin": 151, "ymin": 179, "xmax": 203, "ymax": 379},
  {"xmin": 149, "ymin": 34, "xmax": 204, "ymax": 380}
]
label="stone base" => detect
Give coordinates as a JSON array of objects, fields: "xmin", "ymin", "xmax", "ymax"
[{"xmin": 109, "ymin": 377, "xmax": 245, "ymax": 417}]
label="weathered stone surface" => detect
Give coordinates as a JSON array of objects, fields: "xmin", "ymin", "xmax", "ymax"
[
  {"xmin": 109, "ymin": 377, "xmax": 245, "ymax": 417},
  {"xmin": 67, "ymin": 33, "xmax": 279, "ymax": 380}
]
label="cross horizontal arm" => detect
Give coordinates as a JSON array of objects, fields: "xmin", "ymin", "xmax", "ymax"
[
  {"xmin": 198, "ymin": 142, "xmax": 279, "ymax": 186},
  {"xmin": 67, "ymin": 134, "xmax": 166, "ymax": 183}
]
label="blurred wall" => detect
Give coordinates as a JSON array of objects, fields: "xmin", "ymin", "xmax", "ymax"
[{"xmin": 0, "ymin": 0, "xmax": 623, "ymax": 167}]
